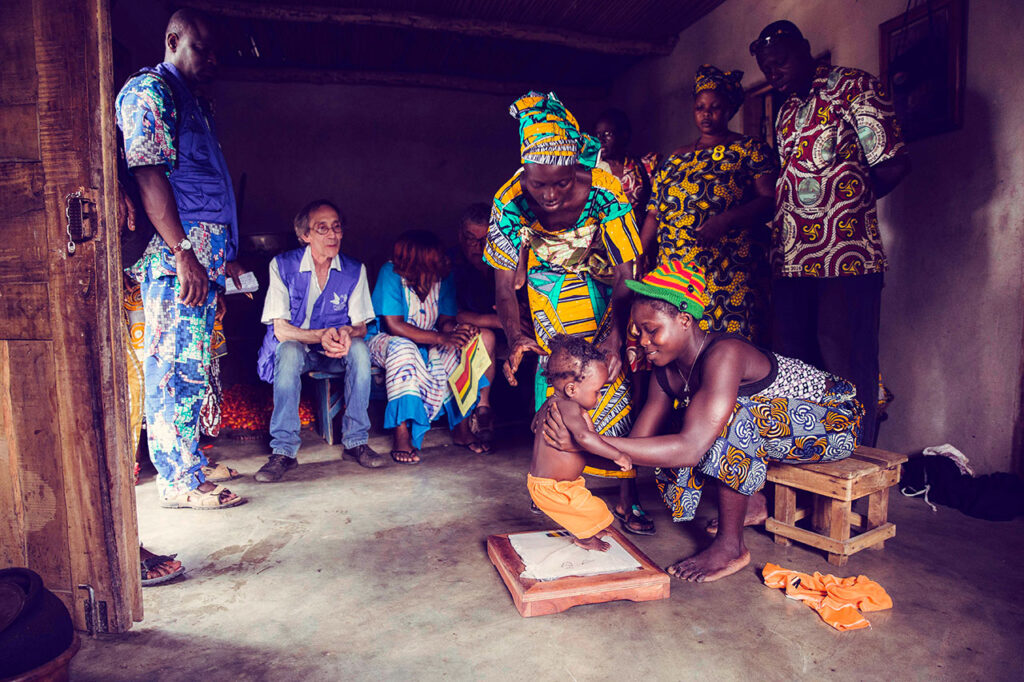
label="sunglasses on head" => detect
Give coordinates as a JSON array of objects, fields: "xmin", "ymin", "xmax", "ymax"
[{"xmin": 749, "ymin": 28, "xmax": 801, "ymax": 55}]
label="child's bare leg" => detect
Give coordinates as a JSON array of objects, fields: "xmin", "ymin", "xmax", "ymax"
[
  {"xmin": 573, "ymin": 531, "xmax": 610, "ymax": 552},
  {"xmin": 668, "ymin": 483, "xmax": 750, "ymax": 582}
]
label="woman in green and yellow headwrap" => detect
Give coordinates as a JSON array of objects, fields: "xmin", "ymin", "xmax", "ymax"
[
  {"xmin": 635, "ymin": 64, "xmax": 777, "ymax": 355},
  {"xmin": 485, "ymin": 92, "xmax": 654, "ymax": 534}
]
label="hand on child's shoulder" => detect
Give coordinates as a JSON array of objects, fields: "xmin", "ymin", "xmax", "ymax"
[{"xmin": 530, "ymin": 397, "xmax": 554, "ymax": 434}]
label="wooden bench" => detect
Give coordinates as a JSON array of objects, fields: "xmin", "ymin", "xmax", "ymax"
[{"xmin": 764, "ymin": 446, "xmax": 908, "ymax": 566}]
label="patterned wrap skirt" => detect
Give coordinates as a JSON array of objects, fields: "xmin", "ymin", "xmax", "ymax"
[{"xmin": 656, "ymin": 379, "xmax": 864, "ymax": 522}]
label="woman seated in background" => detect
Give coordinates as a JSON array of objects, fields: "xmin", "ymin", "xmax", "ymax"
[
  {"xmin": 369, "ymin": 230, "xmax": 489, "ymax": 463},
  {"xmin": 637, "ymin": 64, "xmax": 777, "ymax": 346},
  {"xmin": 542, "ymin": 261, "xmax": 863, "ymax": 583},
  {"xmin": 594, "ymin": 108, "xmax": 659, "ymax": 225}
]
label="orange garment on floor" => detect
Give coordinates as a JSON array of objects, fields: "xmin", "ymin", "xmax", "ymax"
[
  {"xmin": 762, "ymin": 563, "xmax": 893, "ymax": 631},
  {"xmin": 527, "ymin": 474, "xmax": 613, "ymax": 539}
]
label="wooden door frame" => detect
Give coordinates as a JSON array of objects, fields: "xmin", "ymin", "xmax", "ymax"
[{"xmin": 0, "ymin": 0, "xmax": 141, "ymax": 633}]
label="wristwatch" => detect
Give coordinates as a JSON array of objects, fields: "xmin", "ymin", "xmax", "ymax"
[{"xmin": 171, "ymin": 237, "xmax": 193, "ymax": 255}]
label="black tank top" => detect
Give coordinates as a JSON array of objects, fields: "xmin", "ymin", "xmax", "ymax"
[{"xmin": 653, "ymin": 333, "xmax": 778, "ymax": 402}]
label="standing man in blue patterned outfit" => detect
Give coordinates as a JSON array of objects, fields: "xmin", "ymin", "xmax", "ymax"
[{"xmin": 116, "ymin": 9, "xmax": 246, "ymax": 509}]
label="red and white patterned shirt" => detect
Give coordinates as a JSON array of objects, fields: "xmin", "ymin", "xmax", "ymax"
[{"xmin": 773, "ymin": 62, "xmax": 906, "ymax": 278}]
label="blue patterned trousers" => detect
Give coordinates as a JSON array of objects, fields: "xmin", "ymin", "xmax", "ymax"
[{"xmin": 139, "ymin": 273, "xmax": 216, "ymax": 498}]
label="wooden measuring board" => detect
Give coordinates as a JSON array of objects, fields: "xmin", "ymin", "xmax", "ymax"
[{"xmin": 487, "ymin": 526, "xmax": 670, "ymax": 617}]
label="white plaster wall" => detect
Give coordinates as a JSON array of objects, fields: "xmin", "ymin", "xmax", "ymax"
[{"xmin": 612, "ymin": 0, "xmax": 1024, "ymax": 472}]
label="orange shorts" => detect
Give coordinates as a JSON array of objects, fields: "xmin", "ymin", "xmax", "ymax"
[{"xmin": 527, "ymin": 474, "xmax": 613, "ymax": 539}]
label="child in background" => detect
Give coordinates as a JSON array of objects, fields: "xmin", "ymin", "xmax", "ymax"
[{"xmin": 528, "ymin": 335, "xmax": 631, "ymax": 551}]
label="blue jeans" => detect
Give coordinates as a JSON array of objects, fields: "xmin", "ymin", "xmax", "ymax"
[{"xmin": 269, "ymin": 338, "xmax": 372, "ymax": 456}]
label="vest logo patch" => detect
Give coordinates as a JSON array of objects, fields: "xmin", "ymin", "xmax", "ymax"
[{"xmin": 331, "ymin": 292, "xmax": 348, "ymax": 310}]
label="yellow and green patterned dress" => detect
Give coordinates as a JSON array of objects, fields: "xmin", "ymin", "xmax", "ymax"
[
  {"xmin": 648, "ymin": 136, "xmax": 776, "ymax": 341},
  {"xmin": 485, "ymin": 166, "xmax": 641, "ymax": 441}
]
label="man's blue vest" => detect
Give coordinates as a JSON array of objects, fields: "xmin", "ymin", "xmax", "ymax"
[
  {"xmin": 141, "ymin": 62, "xmax": 239, "ymax": 260},
  {"xmin": 256, "ymin": 247, "xmax": 364, "ymax": 383}
]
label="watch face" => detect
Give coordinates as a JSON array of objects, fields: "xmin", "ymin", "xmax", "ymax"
[{"xmin": 180, "ymin": 239, "xmax": 192, "ymax": 250}]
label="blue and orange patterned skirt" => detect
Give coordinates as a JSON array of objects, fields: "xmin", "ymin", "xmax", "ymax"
[{"xmin": 656, "ymin": 380, "xmax": 864, "ymax": 521}]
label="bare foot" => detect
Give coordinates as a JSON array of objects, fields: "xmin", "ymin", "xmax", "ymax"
[
  {"xmin": 706, "ymin": 492, "xmax": 768, "ymax": 536},
  {"xmin": 667, "ymin": 544, "xmax": 751, "ymax": 583},
  {"xmin": 573, "ymin": 534, "xmax": 610, "ymax": 552}
]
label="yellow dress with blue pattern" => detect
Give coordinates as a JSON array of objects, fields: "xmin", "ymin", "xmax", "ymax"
[
  {"xmin": 485, "ymin": 167, "xmax": 641, "ymax": 449},
  {"xmin": 648, "ymin": 136, "xmax": 776, "ymax": 342}
]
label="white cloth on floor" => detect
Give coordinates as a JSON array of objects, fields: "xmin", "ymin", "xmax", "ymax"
[{"xmin": 509, "ymin": 530, "xmax": 641, "ymax": 581}]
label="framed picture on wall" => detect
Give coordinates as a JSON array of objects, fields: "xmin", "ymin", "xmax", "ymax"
[{"xmin": 879, "ymin": 0, "xmax": 967, "ymax": 142}]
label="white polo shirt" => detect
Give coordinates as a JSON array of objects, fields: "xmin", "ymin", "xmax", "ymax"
[{"xmin": 261, "ymin": 246, "xmax": 374, "ymax": 329}]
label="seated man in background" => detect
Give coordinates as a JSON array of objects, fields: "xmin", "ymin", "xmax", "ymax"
[
  {"xmin": 448, "ymin": 203, "xmax": 529, "ymax": 447},
  {"xmin": 255, "ymin": 200, "xmax": 385, "ymax": 481}
]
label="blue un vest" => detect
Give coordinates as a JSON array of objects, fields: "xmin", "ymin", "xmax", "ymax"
[
  {"xmin": 256, "ymin": 247, "xmax": 363, "ymax": 383},
  {"xmin": 139, "ymin": 63, "xmax": 239, "ymax": 260}
]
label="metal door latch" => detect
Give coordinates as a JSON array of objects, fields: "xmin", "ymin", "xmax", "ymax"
[
  {"xmin": 77, "ymin": 583, "xmax": 107, "ymax": 636},
  {"xmin": 65, "ymin": 188, "xmax": 97, "ymax": 255}
]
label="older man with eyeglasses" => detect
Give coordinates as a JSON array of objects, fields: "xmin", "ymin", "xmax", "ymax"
[{"xmin": 255, "ymin": 199, "xmax": 385, "ymax": 481}]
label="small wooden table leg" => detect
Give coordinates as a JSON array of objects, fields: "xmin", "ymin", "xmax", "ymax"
[
  {"xmin": 772, "ymin": 484, "xmax": 796, "ymax": 546},
  {"xmin": 866, "ymin": 486, "xmax": 891, "ymax": 551},
  {"xmin": 812, "ymin": 495, "xmax": 829, "ymax": 534},
  {"xmin": 825, "ymin": 497, "xmax": 852, "ymax": 566},
  {"xmin": 314, "ymin": 378, "xmax": 332, "ymax": 444}
]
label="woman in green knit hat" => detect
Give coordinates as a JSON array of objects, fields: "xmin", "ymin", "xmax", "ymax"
[{"xmin": 542, "ymin": 260, "xmax": 863, "ymax": 583}]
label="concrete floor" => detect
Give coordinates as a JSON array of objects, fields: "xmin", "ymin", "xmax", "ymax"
[{"xmin": 70, "ymin": 426, "xmax": 1024, "ymax": 681}]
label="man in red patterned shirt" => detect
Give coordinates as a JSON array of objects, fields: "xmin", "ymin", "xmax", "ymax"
[{"xmin": 751, "ymin": 20, "xmax": 911, "ymax": 446}]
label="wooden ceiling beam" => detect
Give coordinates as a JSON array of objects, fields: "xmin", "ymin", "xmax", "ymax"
[
  {"xmin": 179, "ymin": 0, "xmax": 677, "ymax": 56},
  {"xmin": 219, "ymin": 66, "xmax": 608, "ymax": 100}
]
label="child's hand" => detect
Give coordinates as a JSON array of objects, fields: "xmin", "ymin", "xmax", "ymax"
[{"xmin": 615, "ymin": 452, "xmax": 632, "ymax": 472}]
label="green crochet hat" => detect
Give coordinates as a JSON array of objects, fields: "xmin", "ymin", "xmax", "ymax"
[{"xmin": 626, "ymin": 260, "xmax": 708, "ymax": 319}]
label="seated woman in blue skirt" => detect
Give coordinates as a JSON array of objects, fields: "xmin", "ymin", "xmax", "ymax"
[{"xmin": 368, "ymin": 230, "xmax": 489, "ymax": 463}]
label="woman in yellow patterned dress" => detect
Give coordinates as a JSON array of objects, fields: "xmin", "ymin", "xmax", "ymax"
[
  {"xmin": 638, "ymin": 64, "xmax": 778, "ymax": 346},
  {"xmin": 486, "ymin": 92, "xmax": 655, "ymax": 532}
]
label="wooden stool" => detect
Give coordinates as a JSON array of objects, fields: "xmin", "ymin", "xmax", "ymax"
[
  {"xmin": 765, "ymin": 446, "xmax": 908, "ymax": 566},
  {"xmin": 308, "ymin": 367, "xmax": 384, "ymax": 445}
]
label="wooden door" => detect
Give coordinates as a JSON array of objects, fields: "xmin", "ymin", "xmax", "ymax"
[{"xmin": 0, "ymin": 0, "xmax": 141, "ymax": 632}]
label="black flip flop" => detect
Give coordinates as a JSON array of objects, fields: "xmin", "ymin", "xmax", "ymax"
[
  {"xmin": 141, "ymin": 554, "xmax": 185, "ymax": 586},
  {"xmin": 613, "ymin": 505, "xmax": 656, "ymax": 536},
  {"xmin": 453, "ymin": 439, "xmax": 491, "ymax": 454},
  {"xmin": 391, "ymin": 449, "xmax": 421, "ymax": 465}
]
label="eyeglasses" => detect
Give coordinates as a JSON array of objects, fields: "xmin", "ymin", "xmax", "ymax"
[{"xmin": 311, "ymin": 224, "xmax": 343, "ymax": 235}]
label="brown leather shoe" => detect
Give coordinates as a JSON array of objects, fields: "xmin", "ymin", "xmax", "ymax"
[
  {"xmin": 342, "ymin": 444, "xmax": 387, "ymax": 469},
  {"xmin": 254, "ymin": 454, "xmax": 298, "ymax": 482}
]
